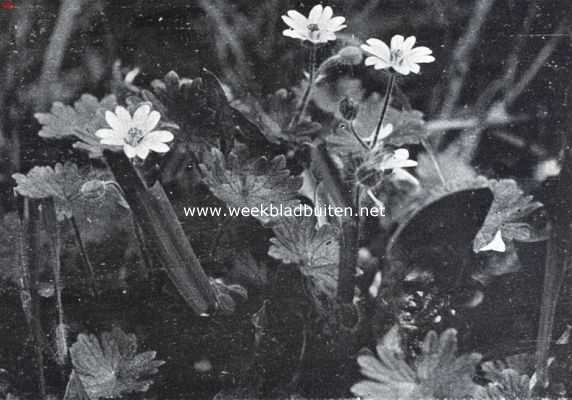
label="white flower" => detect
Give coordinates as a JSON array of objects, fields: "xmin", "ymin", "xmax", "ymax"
[
  {"xmin": 478, "ymin": 230, "xmax": 506, "ymax": 253},
  {"xmin": 379, "ymin": 148, "xmax": 418, "ymax": 171},
  {"xmin": 362, "ymin": 35, "xmax": 435, "ymax": 75},
  {"xmin": 282, "ymin": 5, "xmax": 346, "ymax": 44},
  {"xmin": 96, "ymin": 104, "xmax": 174, "ymax": 160}
]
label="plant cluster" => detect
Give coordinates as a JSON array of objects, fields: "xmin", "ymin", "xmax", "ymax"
[{"xmin": 0, "ymin": 3, "xmax": 568, "ymax": 400}]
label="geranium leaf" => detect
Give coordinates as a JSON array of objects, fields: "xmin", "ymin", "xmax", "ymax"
[
  {"xmin": 477, "ymin": 363, "xmax": 532, "ymax": 399},
  {"xmin": 384, "ymin": 109, "xmax": 428, "ymax": 147},
  {"xmin": 63, "ymin": 371, "xmax": 91, "ymax": 400},
  {"xmin": 352, "ymin": 328, "xmax": 482, "ymax": 399},
  {"xmin": 473, "ymin": 179, "xmax": 544, "ymax": 252},
  {"xmin": 268, "ymin": 217, "xmax": 339, "ymax": 295},
  {"xmin": 13, "ymin": 162, "xmax": 84, "ymax": 220},
  {"xmin": 35, "ymin": 94, "xmax": 117, "ymax": 158},
  {"xmin": 200, "ymin": 148, "xmax": 302, "ymax": 223},
  {"xmin": 70, "ymin": 327, "xmax": 164, "ymax": 400}
]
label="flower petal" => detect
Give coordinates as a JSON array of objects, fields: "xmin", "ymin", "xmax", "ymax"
[
  {"xmin": 390, "ymin": 34, "xmax": 405, "ymax": 50},
  {"xmin": 133, "ymin": 104, "xmax": 151, "ymax": 124},
  {"xmin": 327, "ymin": 16, "xmax": 346, "ymax": 30},
  {"xmin": 95, "ymin": 128, "xmax": 122, "ymax": 139},
  {"xmin": 283, "ymin": 29, "xmax": 307, "ymax": 41},
  {"xmin": 406, "ymin": 62, "xmax": 421, "ymax": 74},
  {"xmin": 319, "ymin": 31, "xmax": 337, "ymax": 43},
  {"xmin": 318, "ymin": 6, "xmax": 333, "ymax": 25},
  {"xmin": 362, "ymin": 39, "xmax": 390, "ymax": 62},
  {"xmin": 146, "ymin": 142, "xmax": 171, "ymax": 153},
  {"xmin": 115, "ymin": 106, "xmax": 132, "ymax": 123},
  {"xmin": 123, "ymin": 144, "xmax": 137, "ymax": 158},
  {"xmin": 393, "ymin": 63, "xmax": 411, "ymax": 75},
  {"xmin": 308, "ymin": 4, "xmax": 323, "ymax": 23},
  {"xmin": 142, "ymin": 111, "xmax": 161, "ymax": 133},
  {"xmin": 410, "ymin": 46, "xmax": 433, "ymax": 56},
  {"xmin": 478, "ymin": 230, "xmax": 506, "ymax": 252},
  {"xmin": 286, "ymin": 10, "xmax": 309, "ymax": 25},
  {"xmin": 407, "ymin": 53, "xmax": 435, "ymax": 64},
  {"xmin": 379, "ymin": 123, "xmax": 394, "ymax": 140},
  {"xmin": 105, "ymin": 110, "xmax": 126, "ymax": 133},
  {"xmin": 135, "ymin": 144, "xmax": 150, "ymax": 160},
  {"xmin": 403, "ymin": 36, "xmax": 416, "ymax": 51},
  {"xmin": 394, "ymin": 148, "xmax": 411, "ymax": 161},
  {"xmin": 100, "ymin": 137, "xmax": 126, "ymax": 146},
  {"xmin": 142, "ymin": 130, "xmax": 174, "ymax": 144},
  {"xmin": 282, "ymin": 15, "xmax": 307, "ymax": 32}
]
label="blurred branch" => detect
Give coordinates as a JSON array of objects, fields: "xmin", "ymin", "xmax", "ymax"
[
  {"xmin": 439, "ymin": 0, "xmax": 496, "ymax": 118},
  {"xmin": 37, "ymin": 0, "xmax": 88, "ymax": 110},
  {"xmin": 501, "ymin": 0, "xmax": 539, "ymax": 89},
  {"xmin": 504, "ymin": 18, "xmax": 569, "ymax": 107},
  {"xmin": 196, "ymin": 0, "xmax": 251, "ymax": 93},
  {"xmin": 0, "ymin": 3, "xmax": 36, "ymax": 167}
]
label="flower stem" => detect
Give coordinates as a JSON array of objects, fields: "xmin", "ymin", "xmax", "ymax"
[
  {"xmin": 42, "ymin": 199, "xmax": 67, "ymax": 367},
  {"xmin": 420, "ymin": 137, "xmax": 446, "ymax": 186},
  {"xmin": 70, "ymin": 216, "xmax": 98, "ymax": 297},
  {"xmin": 18, "ymin": 199, "xmax": 47, "ymax": 399},
  {"xmin": 288, "ymin": 44, "xmax": 317, "ymax": 130},
  {"xmin": 371, "ymin": 74, "xmax": 395, "ymax": 149},
  {"xmin": 350, "ymin": 121, "xmax": 369, "ymax": 150}
]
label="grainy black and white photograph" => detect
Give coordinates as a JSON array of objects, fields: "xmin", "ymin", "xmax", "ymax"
[{"xmin": 0, "ymin": 0, "xmax": 571, "ymax": 399}]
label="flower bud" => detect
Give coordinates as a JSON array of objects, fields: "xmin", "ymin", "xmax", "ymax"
[
  {"xmin": 80, "ymin": 180, "xmax": 106, "ymax": 200},
  {"xmin": 339, "ymin": 97, "xmax": 360, "ymax": 121},
  {"xmin": 337, "ymin": 46, "xmax": 363, "ymax": 65}
]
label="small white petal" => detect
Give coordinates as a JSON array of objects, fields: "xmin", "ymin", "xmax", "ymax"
[
  {"xmin": 105, "ymin": 110, "xmax": 126, "ymax": 132},
  {"xmin": 95, "ymin": 128, "xmax": 121, "ymax": 139},
  {"xmin": 410, "ymin": 46, "xmax": 433, "ymax": 56},
  {"xmin": 143, "ymin": 130, "xmax": 174, "ymax": 144},
  {"xmin": 282, "ymin": 15, "xmax": 307, "ymax": 32},
  {"xmin": 146, "ymin": 142, "xmax": 171, "ymax": 153},
  {"xmin": 286, "ymin": 10, "xmax": 309, "ymax": 26},
  {"xmin": 478, "ymin": 230, "xmax": 507, "ymax": 253},
  {"xmin": 408, "ymin": 54, "xmax": 435, "ymax": 64},
  {"xmin": 393, "ymin": 148, "xmax": 411, "ymax": 160},
  {"xmin": 364, "ymin": 56, "xmax": 380, "ymax": 66},
  {"xmin": 283, "ymin": 29, "xmax": 307, "ymax": 41},
  {"xmin": 407, "ymin": 62, "xmax": 421, "ymax": 74},
  {"xmin": 327, "ymin": 16, "xmax": 346, "ymax": 30},
  {"xmin": 390, "ymin": 34, "xmax": 405, "ymax": 50},
  {"xmin": 100, "ymin": 137, "xmax": 126, "ymax": 146},
  {"xmin": 320, "ymin": 31, "xmax": 336, "ymax": 42},
  {"xmin": 403, "ymin": 36, "xmax": 416, "ymax": 51},
  {"xmin": 136, "ymin": 144, "xmax": 151, "ymax": 160},
  {"xmin": 318, "ymin": 6, "xmax": 333, "ymax": 25},
  {"xmin": 142, "ymin": 111, "xmax": 161, "ymax": 133},
  {"xmin": 363, "ymin": 39, "xmax": 391, "ymax": 61},
  {"xmin": 330, "ymin": 22, "xmax": 347, "ymax": 32},
  {"xmin": 392, "ymin": 168, "xmax": 420, "ymax": 186},
  {"xmin": 123, "ymin": 144, "xmax": 137, "ymax": 158},
  {"xmin": 308, "ymin": 4, "xmax": 323, "ymax": 23},
  {"xmin": 379, "ymin": 123, "xmax": 394, "ymax": 140},
  {"xmin": 393, "ymin": 63, "xmax": 411, "ymax": 75},
  {"xmin": 115, "ymin": 106, "xmax": 131, "ymax": 123},
  {"xmin": 133, "ymin": 104, "xmax": 151, "ymax": 124}
]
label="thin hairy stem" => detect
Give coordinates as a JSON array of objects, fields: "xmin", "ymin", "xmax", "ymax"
[
  {"xmin": 289, "ymin": 45, "xmax": 317, "ymax": 130},
  {"xmin": 350, "ymin": 121, "xmax": 369, "ymax": 150},
  {"xmin": 371, "ymin": 74, "xmax": 395, "ymax": 149},
  {"xmin": 70, "ymin": 216, "xmax": 98, "ymax": 297},
  {"xmin": 421, "ymin": 138, "xmax": 446, "ymax": 186}
]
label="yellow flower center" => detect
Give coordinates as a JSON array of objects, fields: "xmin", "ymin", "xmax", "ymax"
[{"xmin": 126, "ymin": 127, "xmax": 144, "ymax": 146}]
